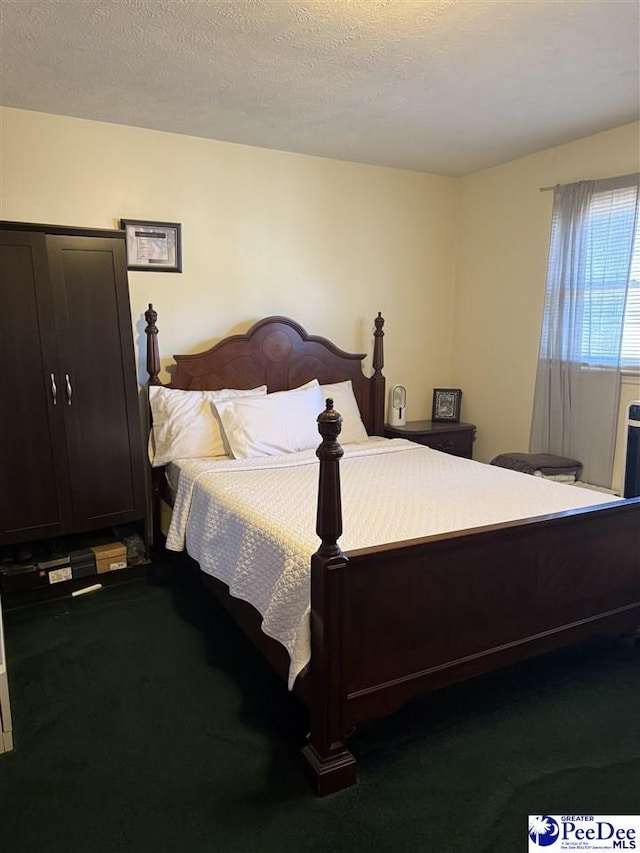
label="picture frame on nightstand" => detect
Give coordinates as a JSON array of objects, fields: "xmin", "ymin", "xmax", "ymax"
[{"xmin": 432, "ymin": 388, "xmax": 462, "ymax": 422}]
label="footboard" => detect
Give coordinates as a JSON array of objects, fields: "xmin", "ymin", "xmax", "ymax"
[
  {"xmin": 303, "ymin": 403, "xmax": 640, "ymax": 795},
  {"xmin": 343, "ymin": 502, "xmax": 640, "ymax": 723}
]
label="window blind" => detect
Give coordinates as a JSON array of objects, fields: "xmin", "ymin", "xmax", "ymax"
[
  {"xmin": 622, "ymin": 216, "xmax": 640, "ymax": 366},
  {"xmin": 580, "ymin": 183, "xmax": 639, "ymax": 368}
]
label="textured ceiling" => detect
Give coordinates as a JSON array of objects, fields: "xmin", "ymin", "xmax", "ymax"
[{"xmin": 1, "ymin": 0, "xmax": 639, "ymax": 176}]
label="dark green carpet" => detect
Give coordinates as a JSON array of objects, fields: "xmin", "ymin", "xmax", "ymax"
[{"xmin": 0, "ymin": 564, "xmax": 638, "ymax": 853}]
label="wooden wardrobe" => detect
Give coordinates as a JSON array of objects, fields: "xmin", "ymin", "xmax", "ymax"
[{"xmin": 0, "ymin": 222, "xmax": 146, "ymax": 546}]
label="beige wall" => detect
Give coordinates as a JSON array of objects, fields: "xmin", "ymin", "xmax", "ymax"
[
  {"xmin": 0, "ymin": 107, "xmax": 459, "ymax": 423},
  {"xmin": 1, "ymin": 107, "xmax": 638, "ymax": 488},
  {"xmin": 455, "ymin": 121, "xmax": 640, "ymax": 490}
]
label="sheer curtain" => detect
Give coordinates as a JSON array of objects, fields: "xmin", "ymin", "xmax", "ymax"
[{"xmin": 530, "ymin": 174, "xmax": 640, "ymax": 487}]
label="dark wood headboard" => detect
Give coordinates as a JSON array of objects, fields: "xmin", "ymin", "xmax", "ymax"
[{"xmin": 144, "ymin": 306, "xmax": 386, "ymax": 436}]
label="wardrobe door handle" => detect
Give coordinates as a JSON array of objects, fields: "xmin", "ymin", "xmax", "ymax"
[
  {"xmin": 65, "ymin": 373, "xmax": 72, "ymax": 406},
  {"xmin": 50, "ymin": 373, "xmax": 57, "ymax": 405}
]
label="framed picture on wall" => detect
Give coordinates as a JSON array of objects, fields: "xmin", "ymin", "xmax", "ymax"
[
  {"xmin": 432, "ymin": 388, "xmax": 462, "ymax": 422},
  {"xmin": 120, "ymin": 219, "xmax": 182, "ymax": 272}
]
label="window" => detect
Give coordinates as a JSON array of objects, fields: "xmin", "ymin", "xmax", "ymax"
[
  {"xmin": 572, "ymin": 184, "xmax": 639, "ymax": 369},
  {"xmin": 531, "ymin": 175, "xmax": 639, "ymax": 486},
  {"xmin": 622, "ymin": 227, "xmax": 640, "ymax": 366}
]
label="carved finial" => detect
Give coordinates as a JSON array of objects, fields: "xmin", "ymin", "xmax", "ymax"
[
  {"xmin": 145, "ymin": 303, "xmax": 158, "ymax": 330},
  {"xmin": 316, "ymin": 399, "xmax": 343, "ymax": 448}
]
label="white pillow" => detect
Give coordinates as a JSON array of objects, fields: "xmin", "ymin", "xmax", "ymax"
[
  {"xmin": 213, "ymin": 382, "xmax": 325, "ymax": 459},
  {"xmin": 148, "ymin": 385, "xmax": 267, "ymax": 466},
  {"xmin": 319, "ymin": 381, "xmax": 368, "ymax": 444}
]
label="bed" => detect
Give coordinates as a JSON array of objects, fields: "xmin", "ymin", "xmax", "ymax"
[{"xmin": 144, "ymin": 305, "xmax": 640, "ymax": 795}]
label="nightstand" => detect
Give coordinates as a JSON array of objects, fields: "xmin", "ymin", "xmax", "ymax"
[{"xmin": 384, "ymin": 420, "xmax": 476, "ymax": 459}]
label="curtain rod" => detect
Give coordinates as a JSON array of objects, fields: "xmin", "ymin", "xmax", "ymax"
[{"xmin": 539, "ymin": 173, "xmax": 640, "ymax": 193}]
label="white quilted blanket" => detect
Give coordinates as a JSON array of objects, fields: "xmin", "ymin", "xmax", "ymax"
[{"xmin": 166, "ymin": 438, "xmax": 619, "ymax": 688}]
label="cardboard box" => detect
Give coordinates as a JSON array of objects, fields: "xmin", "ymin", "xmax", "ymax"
[{"xmin": 90, "ymin": 542, "xmax": 127, "ymax": 574}]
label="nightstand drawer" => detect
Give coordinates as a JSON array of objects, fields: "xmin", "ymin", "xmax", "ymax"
[
  {"xmin": 415, "ymin": 430, "xmax": 474, "ymax": 457},
  {"xmin": 384, "ymin": 420, "xmax": 476, "ymax": 459}
]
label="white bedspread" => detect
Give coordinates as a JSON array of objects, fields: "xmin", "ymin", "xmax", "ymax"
[{"xmin": 166, "ymin": 437, "xmax": 619, "ymax": 688}]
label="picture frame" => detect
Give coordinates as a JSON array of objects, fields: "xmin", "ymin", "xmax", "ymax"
[
  {"xmin": 120, "ymin": 219, "xmax": 182, "ymax": 273},
  {"xmin": 432, "ymin": 388, "xmax": 462, "ymax": 422}
]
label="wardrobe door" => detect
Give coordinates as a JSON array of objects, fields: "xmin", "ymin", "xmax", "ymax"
[
  {"xmin": 47, "ymin": 235, "xmax": 146, "ymax": 532},
  {"xmin": 0, "ymin": 230, "xmax": 72, "ymax": 544}
]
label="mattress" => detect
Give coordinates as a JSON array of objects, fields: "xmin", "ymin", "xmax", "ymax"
[{"xmin": 166, "ymin": 437, "xmax": 620, "ymax": 688}]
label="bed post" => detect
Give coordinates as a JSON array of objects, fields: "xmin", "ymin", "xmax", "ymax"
[
  {"xmin": 371, "ymin": 312, "xmax": 385, "ymax": 435},
  {"xmin": 145, "ymin": 303, "xmax": 162, "ymax": 386},
  {"xmin": 144, "ymin": 304, "xmax": 163, "ymax": 545},
  {"xmin": 302, "ymin": 400, "xmax": 358, "ymax": 795}
]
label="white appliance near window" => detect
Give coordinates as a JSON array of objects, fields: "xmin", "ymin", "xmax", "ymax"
[
  {"xmin": 623, "ymin": 401, "xmax": 640, "ymax": 498},
  {"xmin": 0, "ymin": 597, "xmax": 13, "ymax": 753}
]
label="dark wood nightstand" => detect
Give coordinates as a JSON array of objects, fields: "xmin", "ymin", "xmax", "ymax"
[{"xmin": 384, "ymin": 420, "xmax": 476, "ymax": 459}]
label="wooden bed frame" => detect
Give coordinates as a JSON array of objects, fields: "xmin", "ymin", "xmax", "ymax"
[{"xmin": 145, "ymin": 305, "xmax": 640, "ymax": 795}]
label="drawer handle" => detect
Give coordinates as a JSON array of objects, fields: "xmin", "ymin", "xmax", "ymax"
[
  {"xmin": 65, "ymin": 373, "xmax": 73, "ymax": 406},
  {"xmin": 50, "ymin": 373, "xmax": 57, "ymax": 405},
  {"xmin": 434, "ymin": 440, "xmax": 455, "ymax": 452}
]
